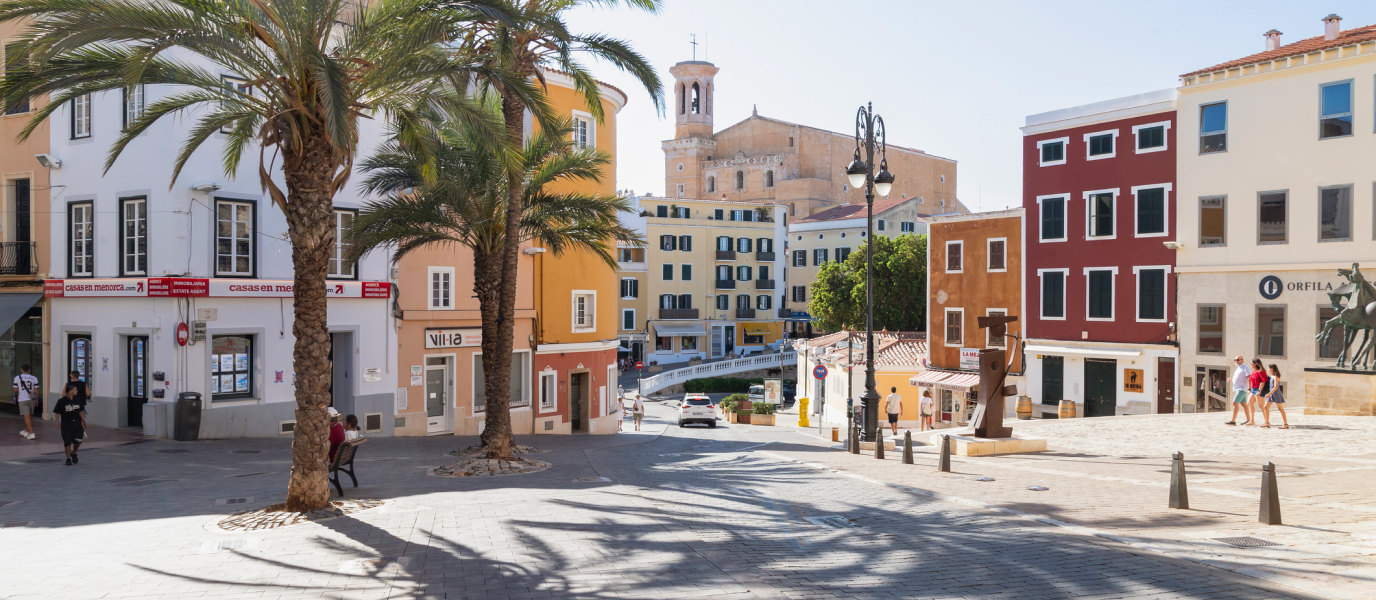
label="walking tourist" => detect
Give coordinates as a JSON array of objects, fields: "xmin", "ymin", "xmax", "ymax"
[
  {"xmin": 632, "ymin": 394, "xmax": 645, "ymax": 431},
  {"xmin": 327, "ymin": 407, "xmax": 346, "ymax": 461},
  {"xmin": 64, "ymin": 370, "xmax": 89, "ymax": 442},
  {"xmin": 617, "ymin": 396, "xmax": 625, "ymax": 432},
  {"xmin": 1246, "ymin": 358, "xmax": 1266, "ymax": 425},
  {"xmin": 54, "ymin": 385, "xmax": 84, "ymax": 465},
  {"xmin": 14, "ymin": 363, "xmax": 39, "ymax": 440},
  {"xmin": 1261, "ymin": 364, "xmax": 1290, "ymax": 429},
  {"xmin": 885, "ymin": 387, "xmax": 903, "ymax": 435},
  {"xmin": 1226, "ymin": 355, "xmax": 1249, "ymax": 425},
  {"xmin": 919, "ymin": 389, "xmax": 935, "ymax": 431}
]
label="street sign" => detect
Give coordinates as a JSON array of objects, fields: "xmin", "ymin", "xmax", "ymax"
[
  {"xmin": 813, "ymin": 364, "xmax": 828, "ymax": 379},
  {"xmin": 635, "ymin": 361, "xmax": 643, "ymax": 369}
]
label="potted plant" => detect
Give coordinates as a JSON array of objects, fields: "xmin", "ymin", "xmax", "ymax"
[
  {"xmin": 751, "ymin": 401, "xmax": 776, "ymax": 426},
  {"xmin": 722, "ymin": 394, "xmax": 746, "ymax": 424}
]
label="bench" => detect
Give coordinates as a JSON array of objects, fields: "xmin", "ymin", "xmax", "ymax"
[{"xmin": 330, "ymin": 441, "xmax": 360, "ymax": 497}]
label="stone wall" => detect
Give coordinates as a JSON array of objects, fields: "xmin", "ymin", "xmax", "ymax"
[{"xmin": 1303, "ymin": 369, "xmax": 1375, "ymax": 416}]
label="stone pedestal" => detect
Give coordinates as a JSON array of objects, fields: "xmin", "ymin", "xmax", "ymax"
[
  {"xmin": 1303, "ymin": 368, "xmax": 1376, "ymax": 416},
  {"xmin": 928, "ymin": 432, "xmax": 1048, "ymax": 456}
]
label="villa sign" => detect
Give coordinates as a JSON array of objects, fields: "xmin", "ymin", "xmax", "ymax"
[{"xmin": 425, "ymin": 328, "xmax": 482, "ymax": 349}]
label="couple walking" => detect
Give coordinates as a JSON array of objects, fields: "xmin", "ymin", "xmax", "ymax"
[{"xmin": 1227, "ymin": 355, "xmax": 1289, "ymax": 429}]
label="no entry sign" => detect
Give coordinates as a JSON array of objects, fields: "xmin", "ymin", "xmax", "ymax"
[
  {"xmin": 635, "ymin": 361, "xmax": 644, "ymax": 369},
  {"xmin": 813, "ymin": 364, "xmax": 828, "ymax": 379}
]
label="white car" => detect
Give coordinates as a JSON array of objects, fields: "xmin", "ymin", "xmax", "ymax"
[
  {"xmin": 747, "ymin": 384, "xmax": 765, "ymax": 405},
  {"xmin": 678, "ymin": 394, "xmax": 717, "ymax": 428}
]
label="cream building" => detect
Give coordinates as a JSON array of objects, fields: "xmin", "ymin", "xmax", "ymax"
[
  {"xmin": 617, "ymin": 197, "xmax": 787, "ymax": 364},
  {"xmin": 1175, "ymin": 15, "xmax": 1376, "ymax": 412},
  {"xmin": 662, "ymin": 60, "xmax": 958, "ymax": 219}
]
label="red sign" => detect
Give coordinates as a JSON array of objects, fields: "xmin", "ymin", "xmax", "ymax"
[
  {"xmin": 176, "ymin": 322, "xmax": 190, "ymax": 346},
  {"xmin": 44, "ymin": 278, "xmax": 391, "ymax": 299},
  {"xmin": 635, "ymin": 361, "xmax": 643, "ymax": 369}
]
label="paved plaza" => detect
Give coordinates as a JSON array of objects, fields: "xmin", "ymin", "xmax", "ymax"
[{"xmin": 0, "ymin": 404, "xmax": 1369, "ymax": 600}]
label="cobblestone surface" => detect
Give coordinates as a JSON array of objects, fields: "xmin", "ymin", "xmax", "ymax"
[{"xmin": 0, "ymin": 407, "xmax": 1331, "ymax": 600}]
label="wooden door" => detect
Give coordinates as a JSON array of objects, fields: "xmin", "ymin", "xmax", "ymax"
[
  {"xmin": 1156, "ymin": 358, "xmax": 1175, "ymax": 414},
  {"xmin": 1083, "ymin": 359, "xmax": 1116, "ymax": 417}
]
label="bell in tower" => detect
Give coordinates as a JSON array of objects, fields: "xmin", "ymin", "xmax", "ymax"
[{"xmin": 671, "ymin": 60, "xmax": 718, "ymax": 140}]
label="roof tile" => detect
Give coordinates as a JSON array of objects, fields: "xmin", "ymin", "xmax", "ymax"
[{"xmin": 1182, "ymin": 23, "xmax": 1376, "ymax": 77}]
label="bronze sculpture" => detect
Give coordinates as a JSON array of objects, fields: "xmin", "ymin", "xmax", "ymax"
[
  {"xmin": 970, "ymin": 315, "xmax": 1020, "ymax": 438},
  {"xmin": 1316, "ymin": 263, "xmax": 1376, "ymax": 371}
]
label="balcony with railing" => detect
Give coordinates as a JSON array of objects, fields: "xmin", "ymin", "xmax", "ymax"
[
  {"xmin": 755, "ymin": 279, "xmax": 775, "ymax": 290},
  {"xmin": 0, "ymin": 242, "xmax": 38, "ymax": 276},
  {"xmin": 735, "ymin": 307, "xmax": 756, "ymax": 319},
  {"xmin": 778, "ymin": 307, "xmax": 792, "ymax": 318},
  {"xmin": 715, "ymin": 249, "xmax": 736, "ymax": 261},
  {"xmin": 715, "ymin": 279, "xmax": 736, "ymax": 290},
  {"xmin": 755, "ymin": 251, "xmax": 775, "ymax": 262},
  {"xmin": 659, "ymin": 308, "xmax": 699, "ymax": 320}
]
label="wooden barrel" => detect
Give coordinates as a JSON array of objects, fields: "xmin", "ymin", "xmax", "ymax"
[
  {"xmin": 1016, "ymin": 396, "xmax": 1033, "ymax": 420},
  {"xmin": 1058, "ymin": 399, "xmax": 1077, "ymax": 419}
]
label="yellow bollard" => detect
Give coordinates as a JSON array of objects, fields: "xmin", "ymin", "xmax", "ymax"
[{"xmin": 798, "ymin": 398, "xmax": 810, "ymax": 427}]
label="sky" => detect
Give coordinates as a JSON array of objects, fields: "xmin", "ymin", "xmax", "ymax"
[{"xmin": 565, "ymin": 0, "xmax": 1376, "ymax": 212}]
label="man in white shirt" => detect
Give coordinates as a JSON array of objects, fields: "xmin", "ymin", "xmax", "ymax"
[
  {"xmin": 884, "ymin": 387, "xmax": 903, "ymax": 435},
  {"xmin": 632, "ymin": 395, "xmax": 646, "ymax": 431},
  {"xmin": 14, "ymin": 363, "xmax": 39, "ymax": 440},
  {"xmin": 1227, "ymin": 355, "xmax": 1249, "ymax": 425}
]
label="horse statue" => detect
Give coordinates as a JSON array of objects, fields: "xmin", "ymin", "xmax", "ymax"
[{"xmin": 1316, "ymin": 263, "xmax": 1376, "ymax": 370}]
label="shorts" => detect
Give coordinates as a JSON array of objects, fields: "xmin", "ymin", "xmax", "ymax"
[
  {"xmin": 1232, "ymin": 389, "xmax": 1249, "ymax": 404},
  {"xmin": 61, "ymin": 426, "xmax": 83, "ymax": 447},
  {"xmin": 887, "ymin": 413, "xmax": 899, "ymax": 424},
  {"xmin": 1249, "ymin": 388, "xmax": 1261, "ymax": 395},
  {"xmin": 633, "ymin": 411, "xmax": 643, "ymax": 423},
  {"xmin": 17, "ymin": 399, "xmax": 34, "ymax": 415}
]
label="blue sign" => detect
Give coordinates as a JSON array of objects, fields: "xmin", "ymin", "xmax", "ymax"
[
  {"xmin": 813, "ymin": 364, "xmax": 828, "ymax": 379},
  {"xmin": 1259, "ymin": 275, "xmax": 1282, "ymax": 300}
]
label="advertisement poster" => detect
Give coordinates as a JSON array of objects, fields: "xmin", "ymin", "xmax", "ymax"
[
  {"xmin": 235, "ymin": 374, "xmax": 249, "ymax": 392},
  {"xmin": 210, "ymin": 355, "xmax": 220, "ymax": 373},
  {"xmin": 410, "ymin": 375, "xmax": 423, "ymax": 387},
  {"xmin": 959, "ymin": 348, "xmax": 981, "ymax": 370},
  {"xmin": 763, "ymin": 379, "xmax": 782, "ymax": 405},
  {"xmin": 220, "ymin": 375, "xmax": 234, "ymax": 392},
  {"xmin": 211, "ymin": 377, "xmax": 220, "ymax": 393},
  {"xmin": 220, "ymin": 355, "xmax": 234, "ymax": 372},
  {"xmin": 235, "ymin": 354, "xmax": 249, "ymax": 371}
]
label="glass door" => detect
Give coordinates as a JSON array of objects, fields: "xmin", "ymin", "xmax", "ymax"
[
  {"xmin": 127, "ymin": 336, "xmax": 148, "ymax": 427},
  {"xmin": 1196, "ymin": 366, "xmax": 1228, "ymax": 412},
  {"xmin": 425, "ymin": 357, "xmax": 448, "ymax": 434}
]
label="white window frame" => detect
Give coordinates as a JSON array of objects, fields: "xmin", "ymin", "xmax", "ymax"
[
  {"xmin": 1131, "ymin": 120, "xmax": 1171, "ymax": 154},
  {"xmin": 1037, "ymin": 137, "xmax": 1069, "ymax": 167},
  {"xmin": 621, "ymin": 308, "xmax": 635, "ymax": 331},
  {"xmin": 572, "ymin": 290, "xmax": 596, "ymax": 332},
  {"xmin": 214, "ymin": 198, "xmax": 255, "ymax": 277},
  {"xmin": 1132, "ymin": 265, "xmax": 1171, "ymax": 323},
  {"xmin": 328, "ymin": 209, "xmax": 356, "ymax": 279},
  {"xmin": 120, "ymin": 197, "xmax": 147, "ymax": 276},
  {"xmin": 123, "ymin": 84, "xmax": 145, "ymax": 130},
  {"xmin": 472, "ymin": 350, "xmax": 531, "ymax": 413},
  {"xmin": 985, "ymin": 308, "xmax": 1008, "ymax": 348},
  {"xmin": 571, "ymin": 109, "xmax": 595, "ymax": 148},
  {"xmin": 943, "ymin": 307, "xmax": 964, "ymax": 348},
  {"xmin": 1319, "ymin": 79, "xmax": 1354, "ymax": 140},
  {"xmin": 945, "ymin": 240, "xmax": 963, "ymax": 273},
  {"xmin": 69, "ymin": 201, "xmax": 94, "ymax": 277},
  {"xmin": 70, "ymin": 92, "xmax": 91, "ymax": 139},
  {"xmin": 620, "ymin": 277, "xmax": 638, "ymax": 299},
  {"xmin": 1131, "ymin": 183, "xmax": 1172, "ymax": 238},
  {"xmin": 900, "ymin": 221, "xmax": 915, "ymax": 233},
  {"xmin": 1037, "ymin": 193, "xmax": 1069, "ymax": 243},
  {"xmin": 986, "ymin": 237, "xmax": 1007, "ymax": 273},
  {"xmin": 661, "ymin": 263, "xmax": 673, "ymax": 281},
  {"xmin": 428, "ymin": 266, "xmax": 454, "ymax": 309},
  {"xmin": 681, "ymin": 263, "xmax": 692, "ymax": 281},
  {"xmin": 1038, "ymin": 268, "xmax": 1070, "ymax": 321},
  {"xmin": 1083, "ymin": 266, "xmax": 1119, "ymax": 322},
  {"xmin": 538, "ymin": 368, "xmax": 557, "ymax": 413},
  {"xmin": 1083, "ymin": 129, "xmax": 1119, "ymax": 161},
  {"xmin": 219, "ymin": 75, "xmax": 252, "ymax": 134},
  {"xmin": 1083, "ymin": 188, "xmax": 1120, "ymax": 240}
]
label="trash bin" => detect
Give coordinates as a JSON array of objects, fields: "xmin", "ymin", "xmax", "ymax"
[{"xmin": 174, "ymin": 392, "xmax": 202, "ymax": 442}]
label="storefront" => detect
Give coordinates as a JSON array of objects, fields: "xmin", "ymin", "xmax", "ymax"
[
  {"xmin": 910, "ymin": 369, "xmax": 980, "ymax": 427},
  {"xmin": 649, "ymin": 321, "xmax": 707, "ymax": 363},
  {"xmin": 0, "ymin": 292, "xmax": 45, "ymax": 415},
  {"xmin": 1022, "ymin": 341, "xmax": 1179, "ymax": 418}
]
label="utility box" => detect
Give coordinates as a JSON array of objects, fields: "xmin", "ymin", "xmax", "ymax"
[{"xmin": 174, "ymin": 392, "xmax": 203, "ymax": 442}]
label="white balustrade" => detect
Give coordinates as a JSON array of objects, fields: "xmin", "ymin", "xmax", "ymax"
[{"xmin": 636, "ymin": 351, "xmax": 797, "ymax": 395}]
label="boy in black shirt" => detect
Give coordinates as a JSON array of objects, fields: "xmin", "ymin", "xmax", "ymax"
[
  {"xmin": 54, "ymin": 386, "xmax": 85, "ymax": 465},
  {"xmin": 64, "ymin": 371, "xmax": 89, "ymax": 443}
]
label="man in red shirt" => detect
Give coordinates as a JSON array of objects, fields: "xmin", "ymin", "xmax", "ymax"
[{"xmin": 327, "ymin": 407, "xmax": 346, "ymax": 461}]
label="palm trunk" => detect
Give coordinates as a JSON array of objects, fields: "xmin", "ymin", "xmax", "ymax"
[
  {"xmin": 282, "ymin": 136, "xmax": 339, "ymax": 512},
  {"xmin": 474, "ymin": 248, "xmax": 512, "ymax": 457}
]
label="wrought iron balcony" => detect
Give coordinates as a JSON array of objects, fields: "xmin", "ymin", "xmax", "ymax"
[
  {"xmin": 0, "ymin": 242, "xmax": 38, "ymax": 276},
  {"xmin": 715, "ymin": 279, "xmax": 736, "ymax": 290},
  {"xmin": 755, "ymin": 279, "xmax": 775, "ymax": 290},
  {"xmin": 658, "ymin": 308, "xmax": 699, "ymax": 320},
  {"xmin": 715, "ymin": 249, "xmax": 736, "ymax": 261},
  {"xmin": 735, "ymin": 308, "xmax": 757, "ymax": 319},
  {"xmin": 755, "ymin": 251, "xmax": 776, "ymax": 262}
]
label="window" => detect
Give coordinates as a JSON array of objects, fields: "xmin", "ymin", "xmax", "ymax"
[
  {"xmin": 944, "ymin": 309, "xmax": 963, "ymax": 347},
  {"xmin": 1257, "ymin": 191, "xmax": 1287, "ymax": 244},
  {"xmin": 716, "ymin": 295, "xmax": 729, "ymax": 310},
  {"xmin": 68, "ymin": 202, "xmax": 94, "ymax": 277},
  {"xmin": 900, "ymin": 221, "xmax": 915, "ymax": 233},
  {"xmin": 713, "ymin": 208, "xmax": 723, "ymax": 220},
  {"xmin": 676, "ymin": 184, "xmax": 684, "ymax": 198},
  {"xmin": 573, "ymin": 115, "xmax": 593, "ymax": 148},
  {"xmin": 756, "ymin": 295, "xmax": 772, "ymax": 310},
  {"xmin": 622, "ymin": 309, "xmax": 635, "ymax": 331},
  {"xmin": 1038, "ymin": 137, "xmax": 1067, "ymax": 166},
  {"xmin": 717, "ymin": 236, "xmax": 731, "ymax": 252},
  {"xmin": 656, "ymin": 205, "xmax": 668, "ymax": 218},
  {"xmin": 707, "ymin": 177, "xmax": 716, "ymax": 193},
  {"xmin": 473, "ymin": 352, "xmax": 529, "ymax": 411},
  {"xmin": 1319, "ymin": 80, "xmax": 1353, "ymax": 139},
  {"xmin": 1199, "ymin": 102, "xmax": 1227, "ymax": 154},
  {"xmin": 835, "ymin": 247, "xmax": 851, "ymax": 263},
  {"xmin": 758, "ymin": 265, "xmax": 770, "ymax": 280},
  {"xmin": 675, "ymin": 206, "xmax": 689, "ymax": 218},
  {"xmin": 678, "ymin": 293, "xmax": 692, "ymax": 309},
  {"xmin": 987, "ymin": 238, "xmax": 1006, "ymax": 272},
  {"xmin": 329, "ymin": 209, "xmax": 356, "ymax": 279},
  {"xmin": 1126, "ymin": 185, "xmax": 1167, "ymax": 237},
  {"xmin": 1135, "ymin": 267, "xmax": 1167, "ymax": 321},
  {"xmin": 736, "ymin": 294, "xmax": 749, "ymax": 309},
  {"xmin": 744, "ymin": 333, "xmax": 764, "ymax": 345},
  {"xmin": 659, "ymin": 294, "xmax": 677, "ymax": 310},
  {"xmin": 656, "ymin": 336, "xmax": 672, "ymax": 351},
  {"xmin": 1199, "ymin": 196, "xmax": 1226, "ymax": 247},
  {"xmin": 736, "ymin": 265, "xmax": 752, "ymax": 281},
  {"xmin": 716, "ymin": 265, "xmax": 730, "ymax": 282},
  {"xmin": 429, "ymin": 267, "xmax": 453, "ymax": 309},
  {"xmin": 681, "ymin": 264, "xmax": 692, "ymax": 281},
  {"xmin": 1132, "ymin": 121, "xmax": 1169, "ymax": 153},
  {"xmin": 757, "ymin": 237, "xmax": 772, "ymax": 253},
  {"xmin": 792, "ymin": 286, "xmax": 806, "ymax": 303},
  {"xmin": 215, "ymin": 199, "xmax": 254, "ymax": 276},
  {"xmin": 679, "ymin": 235, "xmax": 692, "ymax": 251},
  {"xmin": 210, "ymin": 335, "xmax": 253, "ymax": 400},
  {"xmin": 1087, "ymin": 190, "xmax": 1115, "ymax": 238},
  {"xmin": 1198, "ymin": 305, "xmax": 1224, "ymax": 354},
  {"xmin": 740, "ymin": 210, "xmax": 754, "ymax": 222},
  {"xmin": 793, "ymin": 250, "xmax": 806, "ymax": 267},
  {"xmin": 1040, "ymin": 269, "xmax": 1067, "ymax": 319},
  {"xmin": 120, "ymin": 197, "xmax": 147, "ymax": 276},
  {"xmin": 1086, "ymin": 268, "xmax": 1115, "ymax": 320},
  {"xmin": 736, "ymin": 237, "xmax": 752, "ymax": 253},
  {"xmin": 2, "ymin": 43, "xmax": 31, "ymax": 114},
  {"xmin": 220, "ymin": 75, "xmax": 252, "ymax": 133},
  {"xmin": 1318, "ymin": 305, "xmax": 1345, "ymax": 359},
  {"xmin": 662, "ymin": 264, "xmax": 673, "ymax": 280},
  {"xmin": 1257, "ymin": 306, "xmax": 1285, "ymax": 357},
  {"xmin": 877, "ymin": 219, "xmax": 886, "ymax": 231},
  {"xmin": 681, "ymin": 336, "xmax": 697, "ymax": 351},
  {"xmin": 572, "ymin": 291, "xmax": 595, "ymax": 331},
  {"xmin": 1085, "ymin": 130, "xmax": 1116, "ymax": 159},
  {"xmin": 765, "ymin": 170, "xmax": 774, "ymax": 188},
  {"xmin": 618, "ymin": 248, "xmax": 638, "ymax": 263},
  {"xmin": 1319, "ymin": 184, "xmax": 1352, "ymax": 242},
  {"xmin": 945, "ymin": 241, "xmax": 962, "ymax": 273},
  {"xmin": 70, "ymin": 93, "xmax": 91, "ymax": 139},
  {"xmin": 620, "ymin": 277, "xmax": 638, "ymax": 299},
  {"xmin": 1038, "ymin": 195, "xmax": 1067, "ymax": 242},
  {"xmin": 735, "ymin": 171, "xmax": 744, "ymax": 190},
  {"xmin": 813, "ymin": 248, "xmax": 827, "ymax": 266},
  {"xmin": 539, "ymin": 371, "xmax": 557, "ymax": 411},
  {"xmin": 123, "ymin": 85, "xmax": 145, "ymax": 130},
  {"xmin": 660, "ymin": 234, "xmax": 676, "ymax": 251},
  {"xmin": 986, "ymin": 309, "xmax": 1006, "ymax": 347}
]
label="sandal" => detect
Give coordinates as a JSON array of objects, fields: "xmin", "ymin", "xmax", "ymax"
[
  {"xmin": 1261, "ymin": 424, "xmax": 1271, "ymax": 428},
  {"xmin": 1225, "ymin": 421, "xmax": 1237, "ymax": 425},
  {"xmin": 1279, "ymin": 425, "xmax": 1290, "ymax": 429}
]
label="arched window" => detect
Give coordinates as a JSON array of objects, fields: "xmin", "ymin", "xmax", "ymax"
[
  {"xmin": 691, "ymin": 82, "xmax": 700, "ymax": 114},
  {"xmin": 706, "ymin": 84, "xmax": 712, "ymax": 115},
  {"xmin": 679, "ymin": 83, "xmax": 685, "ymax": 115},
  {"xmin": 707, "ymin": 176, "xmax": 715, "ymax": 193},
  {"xmin": 735, "ymin": 171, "xmax": 744, "ymax": 190},
  {"xmin": 765, "ymin": 170, "xmax": 774, "ymax": 188}
]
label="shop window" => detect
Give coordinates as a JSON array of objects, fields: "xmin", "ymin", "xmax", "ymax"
[
  {"xmin": 1319, "ymin": 184, "xmax": 1352, "ymax": 242},
  {"xmin": 539, "ymin": 371, "xmax": 556, "ymax": 411},
  {"xmin": 656, "ymin": 336, "xmax": 672, "ymax": 351},
  {"xmin": 1198, "ymin": 305, "xmax": 1224, "ymax": 354},
  {"xmin": 1199, "ymin": 197, "xmax": 1226, "ymax": 247},
  {"xmin": 744, "ymin": 333, "xmax": 764, "ymax": 345},
  {"xmin": 681, "ymin": 337, "xmax": 697, "ymax": 351},
  {"xmin": 1257, "ymin": 306, "xmax": 1285, "ymax": 357},
  {"xmin": 473, "ymin": 352, "xmax": 529, "ymax": 411},
  {"xmin": 210, "ymin": 335, "xmax": 253, "ymax": 400},
  {"xmin": 1257, "ymin": 191, "xmax": 1287, "ymax": 244}
]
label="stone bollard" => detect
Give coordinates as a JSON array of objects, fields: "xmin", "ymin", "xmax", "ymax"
[
  {"xmin": 902, "ymin": 431, "xmax": 914, "ymax": 464},
  {"xmin": 1169, "ymin": 452, "xmax": 1189, "ymax": 510},
  {"xmin": 874, "ymin": 429, "xmax": 885, "ymax": 460},
  {"xmin": 1260, "ymin": 462, "xmax": 1282, "ymax": 525},
  {"xmin": 937, "ymin": 434, "xmax": 951, "ymax": 472},
  {"xmin": 850, "ymin": 424, "xmax": 860, "ymax": 454}
]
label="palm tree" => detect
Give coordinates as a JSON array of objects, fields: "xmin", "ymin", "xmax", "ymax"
[
  {"xmin": 0, "ymin": 0, "xmax": 528, "ymax": 512},
  {"xmin": 348, "ymin": 119, "xmax": 643, "ymax": 432},
  {"xmin": 461, "ymin": 0, "xmax": 663, "ymax": 459}
]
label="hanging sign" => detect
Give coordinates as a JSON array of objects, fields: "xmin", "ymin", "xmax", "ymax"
[
  {"xmin": 1124, "ymin": 369, "xmax": 1144, "ymax": 393},
  {"xmin": 959, "ymin": 348, "xmax": 981, "ymax": 370}
]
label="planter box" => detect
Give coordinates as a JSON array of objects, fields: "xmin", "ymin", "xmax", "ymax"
[
  {"xmin": 750, "ymin": 414, "xmax": 775, "ymax": 426},
  {"xmin": 687, "ymin": 359, "xmax": 703, "ymax": 366},
  {"xmin": 648, "ymin": 365, "xmax": 663, "ymax": 372},
  {"xmin": 736, "ymin": 411, "xmax": 753, "ymax": 425},
  {"xmin": 726, "ymin": 412, "xmax": 737, "ymax": 424}
]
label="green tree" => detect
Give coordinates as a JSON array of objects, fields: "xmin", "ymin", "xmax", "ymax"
[
  {"xmin": 808, "ymin": 234, "xmax": 927, "ymax": 332},
  {"xmin": 0, "ymin": 0, "xmax": 516, "ymax": 511}
]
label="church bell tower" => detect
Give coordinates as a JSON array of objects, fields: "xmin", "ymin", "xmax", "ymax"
[{"xmin": 662, "ymin": 60, "xmax": 718, "ymax": 199}]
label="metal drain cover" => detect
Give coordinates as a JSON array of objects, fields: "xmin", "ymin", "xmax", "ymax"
[{"xmin": 1214, "ymin": 537, "xmax": 1280, "ymax": 548}]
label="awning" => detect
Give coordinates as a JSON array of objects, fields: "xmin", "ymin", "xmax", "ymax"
[
  {"xmin": 653, "ymin": 322, "xmax": 706, "ymax": 337},
  {"xmin": 909, "ymin": 371, "xmax": 949, "ymax": 387},
  {"xmin": 0, "ymin": 293, "xmax": 41, "ymax": 336},
  {"xmin": 743, "ymin": 325, "xmax": 771, "ymax": 335},
  {"xmin": 909, "ymin": 370, "xmax": 981, "ymax": 392},
  {"xmin": 1024, "ymin": 344, "xmax": 1142, "ymax": 357}
]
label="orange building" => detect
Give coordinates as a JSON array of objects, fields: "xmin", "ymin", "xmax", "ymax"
[{"xmin": 392, "ymin": 70, "xmax": 627, "ymax": 436}]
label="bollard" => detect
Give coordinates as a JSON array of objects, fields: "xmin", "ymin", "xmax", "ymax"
[
  {"xmin": 850, "ymin": 424, "xmax": 860, "ymax": 454},
  {"xmin": 874, "ymin": 429, "xmax": 885, "ymax": 460},
  {"xmin": 1169, "ymin": 451, "xmax": 1189, "ymax": 510},
  {"xmin": 902, "ymin": 431, "xmax": 914, "ymax": 464},
  {"xmin": 937, "ymin": 434, "xmax": 951, "ymax": 472},
  {"xmin": 1260, "ymin": 462, "xmax": 1282, "ymax": 525}
]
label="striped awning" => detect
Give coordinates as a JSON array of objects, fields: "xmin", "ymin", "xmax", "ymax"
[
  {"xmin": 909, "ymin": 370, "xmax": 980, "ymax": 392},
  {"xmin": 909, "ymin": 370, "xmax": 948, "ymax": 387}
]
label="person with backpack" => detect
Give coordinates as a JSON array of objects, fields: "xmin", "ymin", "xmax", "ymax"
[
  {"xmin": 54, "ymin": 385, "xmax": 85, "ymax": 465},
  {"xmin": 14, "ymin": 364, "xmax": 39, "ymax": 440}
]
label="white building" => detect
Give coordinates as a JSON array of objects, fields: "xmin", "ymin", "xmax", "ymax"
[{"xmin": 1175, "ymin": 15, "xmax": 1376, "ymax": 412}]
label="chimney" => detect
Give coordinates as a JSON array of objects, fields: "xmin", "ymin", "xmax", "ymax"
[
  {"xmin": 1264, "ymin": 29, "xmax": 1283, "ymax": 51},
  {"xmin": 1323, "ymin": 14, "xmax": 1342, "ymax": 41}
]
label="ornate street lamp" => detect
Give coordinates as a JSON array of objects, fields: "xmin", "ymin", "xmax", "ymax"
[{"xmin": 846, "ymin": 103, "xmax": 894, "ymax": 442}]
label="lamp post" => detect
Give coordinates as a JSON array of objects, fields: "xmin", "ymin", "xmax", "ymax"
[{"xmin": 845, "ymin": 103, "xmax": 895, "ymax": 443}]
